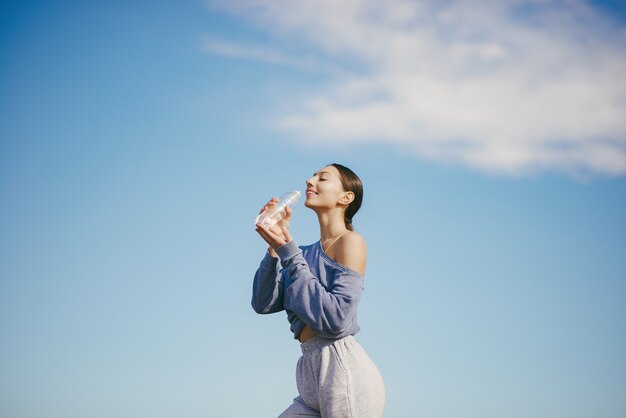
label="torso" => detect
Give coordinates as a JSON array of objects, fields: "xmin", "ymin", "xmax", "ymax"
[
  {"xmin": 298, "ymin": 324, "xmax": 317, "ymax": 343},
  {"xmin": 297, "ymin": 231, "xmax": 359, "ymax": 343}
]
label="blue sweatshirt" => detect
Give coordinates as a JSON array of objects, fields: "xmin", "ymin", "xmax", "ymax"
[{"xmin": 252, "ymin": 240, "xmax": 364, "ymax": 340}]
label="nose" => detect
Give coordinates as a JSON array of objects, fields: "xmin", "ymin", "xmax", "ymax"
[{"xmin": 306, "ymin": 177, "xmax": 314, "ymax": 187}]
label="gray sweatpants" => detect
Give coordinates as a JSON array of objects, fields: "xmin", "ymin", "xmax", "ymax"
[{"xmin": 279, "ymin": 335, "xmax": 385, "ymax": 418}]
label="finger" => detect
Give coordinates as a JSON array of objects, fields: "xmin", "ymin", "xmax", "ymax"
[
  {"xmin": 283, "ymin": 206, "xmax": 292, "ymax": 221},
  {"xmin": 277, "ymin": 219, "xmax": 290, "ymax": 231},
  {"xmin": 259, "ymin": 197, "xmax": 280, "ymax": 215},
  {"xmin": 259, "ymin": 223, "xmax": 287, "ymax": 249},
  {"xmin": 281, "ymin": 225, "xmax": 292, "ymax": 243},
  {"xmin": 258, "ymin": 203, "xmax": 272, "ymax": 215},
  {"xmin": 277, "ymin": 206, "xmax": 292, "ymax": 229},
  {"xmin": 256, "ymin": 222, "xmax": 273, "ymax": 237},
  {"xmin": 256, "ymin": 225, "xmax": 275, "ymax": 245},
  {"xmin": 257, "ymin": 222, "xmax": 281, "ymax": 243}
]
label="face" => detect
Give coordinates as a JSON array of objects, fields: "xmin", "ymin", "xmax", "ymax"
[{"xmin": 304, "ymin": 166, "xmax": 354, "ymax": 209}]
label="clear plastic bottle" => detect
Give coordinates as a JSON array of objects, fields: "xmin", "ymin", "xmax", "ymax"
[{"xmin": 255, "ymin": 190, "xmax": 301, "ymax": 228}]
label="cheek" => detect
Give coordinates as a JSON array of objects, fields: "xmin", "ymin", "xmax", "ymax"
[
  {"xmin": 323, "ymin": 188, "xmax": 343, "ymax": 201},
  {"xmin": 317, "ymin": 180, "xmax": 344, "ymax": 200}
]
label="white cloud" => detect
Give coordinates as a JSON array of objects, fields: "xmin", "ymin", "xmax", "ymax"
[
  {"xmin": 206, "ymin": 0, "xmax": 626, "ymax": 176},
  {"xmin": 202, "ymin": 35, "xmax": 339, "ymax": 73}
]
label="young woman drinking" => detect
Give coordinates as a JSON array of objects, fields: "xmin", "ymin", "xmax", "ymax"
[{"xmin": 253, "ymin": 163, "xmax": 385, "ymax": 418}]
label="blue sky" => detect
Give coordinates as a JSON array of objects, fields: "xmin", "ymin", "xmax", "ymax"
[{"xmin": 1, "ymin": 1, "xmax": 625, "ymax": 417}]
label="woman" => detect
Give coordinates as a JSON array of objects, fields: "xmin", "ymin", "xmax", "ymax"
[{"xmin": 253, "ymin": 163, "xmax": 386, "ymax": 418}]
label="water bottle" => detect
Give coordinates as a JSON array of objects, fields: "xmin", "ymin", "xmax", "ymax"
[{"xmin": 255, "ymin": 190, "xmax": 301, "ymax": 228}]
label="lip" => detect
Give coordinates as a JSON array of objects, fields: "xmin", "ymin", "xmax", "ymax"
[{"xmin": 306, "ymin": 188, "xmax": 318, "ymax": 198}]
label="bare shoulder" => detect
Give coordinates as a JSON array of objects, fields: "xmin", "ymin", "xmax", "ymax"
[{"xmin": 334, "ymin": 231, "xmax": 367, "ymax": 275}]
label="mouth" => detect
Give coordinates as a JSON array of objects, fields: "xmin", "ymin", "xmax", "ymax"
[{"xmin": 306, "ymin": 189, "xmax": 318, "ymax": 198}]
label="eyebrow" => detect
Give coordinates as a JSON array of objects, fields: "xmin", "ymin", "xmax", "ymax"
[{"xmin": 314, "ymin": 170, "xmax": 333, "ymax": 177}]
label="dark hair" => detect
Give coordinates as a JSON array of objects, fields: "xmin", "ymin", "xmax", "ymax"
[{"xmin": 329, "ymin": 163, "xmax": 363, "ymax": 231}]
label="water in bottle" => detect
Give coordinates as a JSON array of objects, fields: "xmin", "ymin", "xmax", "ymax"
[{"xmin": 255, "ymin": 190, "xmax": 301, "ymax": 228}]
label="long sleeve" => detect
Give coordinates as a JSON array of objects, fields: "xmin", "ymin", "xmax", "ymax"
[
  {"xmin": 276, "ymin": 241, "xmax": 364, "ymax": 339},
  {"xmin": 251, "ymin": 250, "xmax": 285, "ymax": 314}
]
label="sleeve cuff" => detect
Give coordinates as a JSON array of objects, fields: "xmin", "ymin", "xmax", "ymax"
[
  {"xmin": 260, "ymin": 250, "xmax": 278, "ymax": 271},
  {"xmin": 276, "ymin": 240, "xmax": 301, "ymax": 261}
]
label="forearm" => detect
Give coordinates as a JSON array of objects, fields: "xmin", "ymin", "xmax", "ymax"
[{"xmin": 251, "ymin": 251, "xmax": 284, "ymax": 314}]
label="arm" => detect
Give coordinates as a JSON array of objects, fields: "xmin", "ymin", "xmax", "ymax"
[
  {"xmin": 252, "ymin": 198, "xmax": 292, "ymax": 314},
  {"xmin": 276, "ymin": 241, "xmax": 364, "ymax": 338},
  {"xmin": 251, "ymin": 251, "xmax": 285, "ymax": 314}
]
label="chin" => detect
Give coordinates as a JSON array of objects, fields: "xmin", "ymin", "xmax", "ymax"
[{"xmin": 304, "ymin": 199, "xmax": 322, "ymax": 210}]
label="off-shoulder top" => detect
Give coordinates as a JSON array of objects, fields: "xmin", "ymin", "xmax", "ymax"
[{"xmin": 251, "ymin": 240, "xmax": 364, "ymax": 340}]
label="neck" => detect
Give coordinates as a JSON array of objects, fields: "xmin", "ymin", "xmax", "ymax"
[{"xmin": 316, "ymin": 208, "xmax": 348, "ymax": 241}]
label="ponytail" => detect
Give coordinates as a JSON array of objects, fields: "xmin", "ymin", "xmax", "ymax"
[{"xmin": 329, "ymin": 163, "xmax": 363, "ymax": 231}]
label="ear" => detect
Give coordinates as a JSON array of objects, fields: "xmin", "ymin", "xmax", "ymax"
[{"xmin": 339, "ymin": 191, "xmax": 355, "ymax": 205}]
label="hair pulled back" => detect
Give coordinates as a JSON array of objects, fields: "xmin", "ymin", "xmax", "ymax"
[{"xmin": 329, "ymin": 163, "xmax": 363, "ymax": 231}]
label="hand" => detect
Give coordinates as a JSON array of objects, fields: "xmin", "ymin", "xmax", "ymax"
[
  {"xmin": 256, "ymin": 197, "xmax": 292, "ymax": 234},
  {"xmin": 257, "ymin": 197, "xmax": 279, "ymax": 221},
  {"xmin": 256, "ymin": 200, "xmax": 293, "ymax": 252}
]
